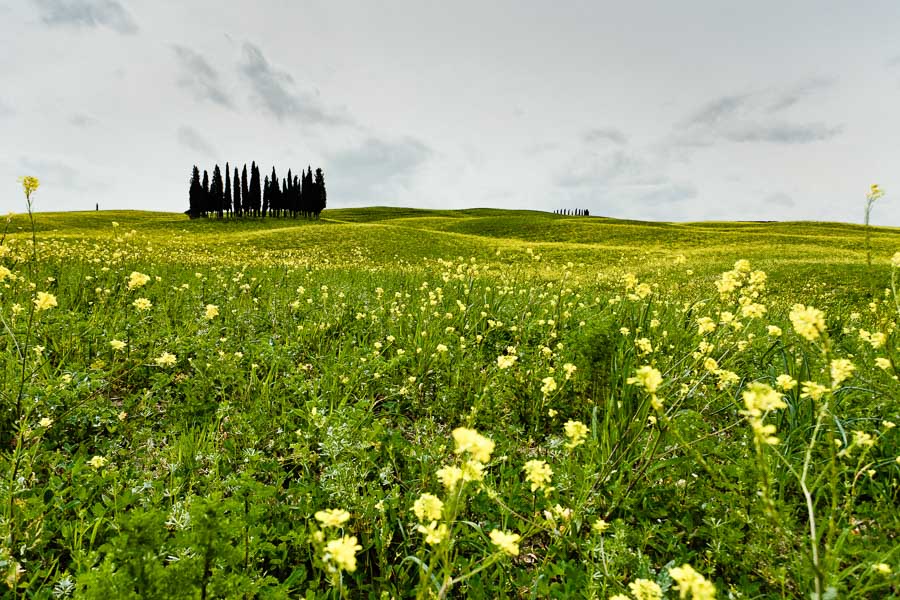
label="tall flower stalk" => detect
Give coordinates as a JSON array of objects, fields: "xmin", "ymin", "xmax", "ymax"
[{"xmin": 864, "ymin": 183, "xmax": 884, "ymax": 267}]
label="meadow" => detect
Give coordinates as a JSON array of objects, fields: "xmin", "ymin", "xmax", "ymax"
[{"xmin": 1, "ymin": 206, "xmax": 898, "ymax": 599}]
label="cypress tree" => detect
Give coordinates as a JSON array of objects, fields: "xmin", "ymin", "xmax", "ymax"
[
  {"xmin": 188, "ymin": 165, "xmax": 202, "ymax": 219},
  {"xmin": 250, "ymin": 162, "xmax": 261, "ymax": 217},
  {"xmin": 241, "ymin": 164, "xmax": 249, "ymax": 218},
  {"xmin": 224, "ymin": 162, "xmax": 232, "ymax": 217},
  {"xmin": 314, "ymin": 167, "xmax": 326, "ymax": 218},
  {"xmin": 211, "ymin": 164, "xmax": 224, "ymax": 218},
  {"xmin": 301, "ymin": 166, "xmax": 312, "ymax": 218},
  {"xmin": 233, "ymin": 166, "xmax": 241, "ymax": 217},
  {"xmin": 269, "ymin": 167, "xmax": 279, "ymax": 216},
  {"xmin": 292, "ymin": 174, "xmax": 300, "ymax": 217},
  {"xmin": 202, "ymin": 170, "xmax": 210, "ymax": 217},
  {"xmin": 262, "ymin": 175, "xmax": 270, "ymax": 217}
]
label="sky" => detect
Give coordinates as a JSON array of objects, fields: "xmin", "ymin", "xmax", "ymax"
[{"xmin": 2, "ymin": 0, "xmax": 900, "ymax": 225}]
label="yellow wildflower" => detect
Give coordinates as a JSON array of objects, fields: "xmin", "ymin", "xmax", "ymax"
[
  {"xmin": 315, "ymin": 509, "xmax": 351, "ymax": 528},
  {"xmin": 155, "ymin": 352, "xmax": 177, "ymax": 367},
  {"xmin": 697, "ymin": 316, "xmax": 716, "ymax": 335},
  {"xmin": 867, "ymin": 183, "xmax": 885, "ymax": 200},
  {"xmin": 461, "ymin": 459, "xmax": 485, "ymax": 482},
  {"xmin": 592, "ymin": 519, "xmax": 609, "ymax": 534},
  {"xmin": 39, "ymin": 417, "xmax": 53, "ymax": 428},
  {"xmin": 416, "ymin": 521, "xmax": 449, "ymax": 545},
  {"xmin": 204, "ymin": 304, "xmax": 219, "ymax": 320},
  {"xmin": 522, "ymin": 459, "xmax": 553, "ymax": 492},
  {"xmin": 496, "ymin": 354, "xmax": 517, "ymax": 369},
  {"xmin": 789, "ymin": 304, "xmax": 826, "ymax": 341},
  {"xmin": 541, "ymin": 376, "xmax": 557, "ymax": 395},
  {"xmin": 436, "ymin": 465, "xmax": 463, "ymax": 490},
  {"xmin": 635, "ymin": 337, "xmax": 653, "ymax": 354},
  {"xmin": 563, "ymin": 420, "xmax": 589, "ymax": 449},
  {"xmin": 715, "ymin": 370, "xmax": 739, "ymax": 389},
  {"xmin": 875, "ymin": 357, "xmax": 891, "ymax": 370},
  {"xmin": 627, "ymin": 365, "xmax": 662, "ymax": 394},
  {"xmin": 133, "ymin": 298, "xmax": 152, "ymax": 311},
  {"xmin": 127, "ymin": 271, "xmax": 150, "ymax": 290},
  {"xmin": 88, "ymin": 455, "xmax": 107, "ymax": 469},
  {"xmin": 562, "ymin": 363, "xmax": 577, "ymax": 379},
  {"xmin": 741, "ymin": 302, "xmax": 766, "ymax": 319},
  {"xmin": 34, "ymin": 292, "xmax": 58, "ymax": 311},
  {"xmin": 412, "ymin": 493, "xmax": 443, "ymax": 522},
  {"xmin": 629, "ymin": 578, "xmax": 663, "ymax": 600},
  {"xmin": 741, "ymin": 382, "xmax": 786, "ymax": 417},
  {"xmin": 669, "ymin": 564, "xmax": 716, "ymax": 600},
  {"xmin": 18, "ymin": 175, "xmax": 40, "ymax": 199},
  {"xmin": 829, "ymin": 358, "xmax": 855, "ymax": 387},
  {"xmin": 750, "ymin": 420, "xmax": 780, "ymax": 445},
  {"xmin": 324, "ymin": 535, "xmax": 362, "ymax": 572},
  {"xmin": 110, "ymin": 339, "xmax": 126, "ymax": 352},
  {"xmin": 852, "ymin": 430, "xmax": 875, "ymax": 448},
  {"xmin": 767, "ymin": 325, "xmax": 782, "ymax": 337},
  {"xmin": 873, "ymin": 562, "xmax": 892, "ymax": 575},
  {"xmin": 775, "ymin": 374, "xmax": 797, "ymax": 391},
  {"xmin": 489, "ymin": 529, "xmax": 521, "ymax": 556},
  {"xmin": 800, "ymin": 381, "xmax": 829, "ymax": 401},
  {"xmin": 451, "ymin": 427, "xmax": 494, "ymax": 463}
]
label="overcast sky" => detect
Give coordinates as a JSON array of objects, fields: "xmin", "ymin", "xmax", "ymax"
[{"xmin": 2, "ymin": 1, "xmax": 900, "ymax": 225}]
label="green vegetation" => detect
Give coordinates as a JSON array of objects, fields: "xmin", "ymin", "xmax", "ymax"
[{"xmin": 1, "ymin": 207, "xmax": 898, "ymax": 599}]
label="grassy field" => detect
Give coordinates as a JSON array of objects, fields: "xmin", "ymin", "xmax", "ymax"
[{"xmin": 1, "ymin": 208, "xmax": 898, "ymax": 599}]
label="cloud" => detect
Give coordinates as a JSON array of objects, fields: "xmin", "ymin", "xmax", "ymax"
[
  {"xmin": 172, "ymin": 45, "xmax": 233, "ymax": 108},
  {"xmin": 556, "ymin": 149, "xmax": 664, "ymax": 189},
  {"xmin": 675, "ymin": 84, "xmax": 842, "ymax": 146},
  {"xmin": 177, "ymin": 126, "xmax": 216, "ymax": 157},
  {"xmin": 68, "ymin": 113, "xmax": 96, "ymax": 127},
  {"xmin": 724, "ymin": 122, "xmax": 842, "ymax": 144},
  {"xmin": 764, "ymin": 78, "xmax": 833, "ymax": 113},
  {"xmin": 583, "ymin": 127, "xmax": 627, "ymax": 145},
  {"xmin": 764, "ymin": 192, "xmax": 795, "ymax": 207},
  {"xmin": 238, "ymin": 42, "xmax": 349, "ymax": 125},
  {"xmin": 633, "ymin": 182, "xmax": 698, "ymax": 206},
  {"xmin": 19, "ymin": 156, "xmax": 90, "ymax": 190},
  {"xmin": 0, "ymin": 98, "xmax": 12, "ymax": 117},
  {"xmin": 33, "ymin": 0, "xmax": 138, "ymax": 34},
  {"xmin": 684, "ymin": 94, "xmax": 750, "ymax": 129},
  {"xmin": 554, "ymin": 141, "xmax": 696, "ymax": 211},
  {"xmin": 326, "ymin": 136, "xmax": 431, "ymax": 203}
]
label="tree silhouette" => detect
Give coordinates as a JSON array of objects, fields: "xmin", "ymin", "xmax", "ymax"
[
  {"xmin": 292, "ymin": 174, "xmax": 301, "ymax": 217},
  {"xmin": 224, "ymin": 162, "xmax": 232, "ymax": 217},
  {"xmin": 188, "ymin": 166, "xmax": 202, "ymax": 219},
  {"xmin": 250, "ymin": 162, "xmax": 261, "ymax": 216},
  {"xmin": 210, "ymin": 164, "xmax": 224, "ymax": 218},
  {"xmin": 314, "ymin": 168, "xmax": 327, "ymax": 218},
  {"xmin": 202, "ymin": 170, "xmax": 210, "ymax": 217},
  {"xmin": 233, "ymin": 166, "xmax": 241, "ymax": 217},
  {"xmin": 241, "ymin": 164, "xmax": 249, "ymax": 217},
  {"xmin": 187, "ymin": 161, "xmax": 328, "ymax": 220},
  {"xmin": 269, "ymin": 167, "xmax": 279, "ymax": 217}
]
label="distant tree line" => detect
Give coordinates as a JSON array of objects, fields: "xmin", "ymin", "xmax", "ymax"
[
  {"xmin": 187, "ymin": 162, "xmax": 326, "ymax": 219},
  {"xmin": 554, "ymin": 208, "xmax": 590, "ymax": 216}
]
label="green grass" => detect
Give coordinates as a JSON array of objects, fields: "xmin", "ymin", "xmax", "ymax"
[{"xmin": 1, "ymin": 207, "xmax": 898, "ymax": 599}]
